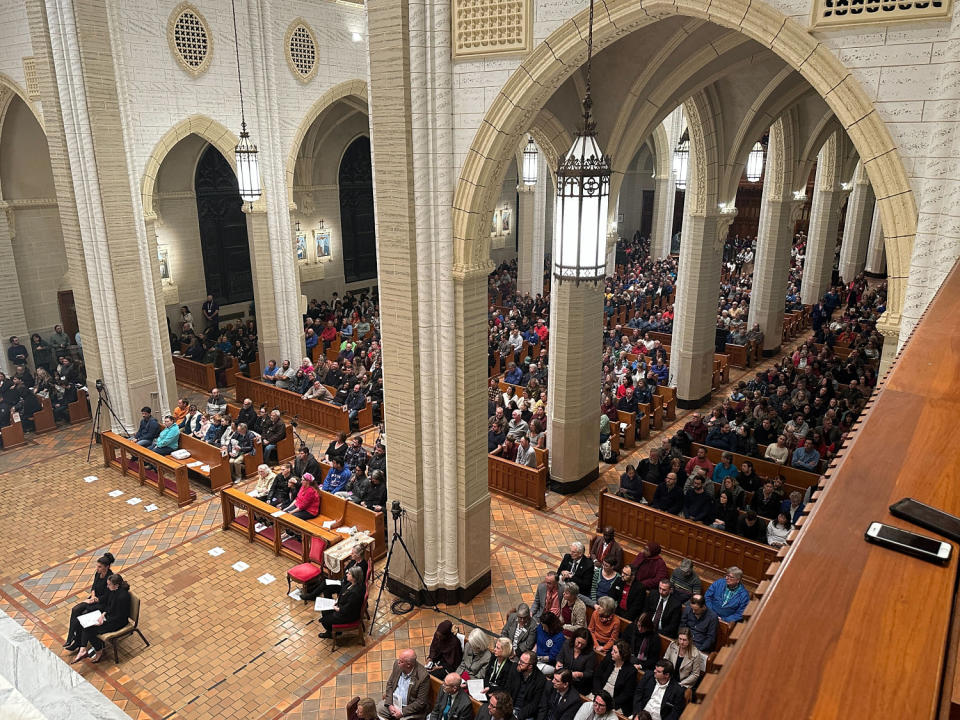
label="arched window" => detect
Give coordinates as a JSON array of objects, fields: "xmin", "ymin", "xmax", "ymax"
[
  {"xmin": 339, "ymin": 137, "xmax": 377, "ymax": 283},
  {"xmin": 195, "ymin": 145, "xmax": 253, "ymax": 304},
  {"xmin": 746, "ymin": 141, "xmax": 765, "ymax": 182}
]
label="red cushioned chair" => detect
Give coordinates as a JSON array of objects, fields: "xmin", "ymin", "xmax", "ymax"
[
  {"xmin": 331, "ymin": 583, "xmax": 369, "ymax": 648},
  {"xmin": 287, "ymin": 537, "xmax": 327, "ymax": 595}
]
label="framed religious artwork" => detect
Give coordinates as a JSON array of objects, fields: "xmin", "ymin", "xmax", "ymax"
[
  {"xmin": 314, "ymin": 229, "xmax": 331, "ymax": 260},
  {"xmin": 490, "ymin": 208, "xmax": 501, "ymax": 237},
  {"xmin": 158, "ymin": 248, "xmax": 170, "ymax": 280},
  {"xmin": 500, "ymin": 208, "xmax": 511, "ymax": 235},
  {"xmin": 296, "ymin": 233, "xmax": 308, "ymax": 261}
]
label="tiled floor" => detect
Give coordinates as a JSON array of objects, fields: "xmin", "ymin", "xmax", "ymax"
[{"xmin": 0, "ymin": 345, "xmax": 801, "ymax": 719}]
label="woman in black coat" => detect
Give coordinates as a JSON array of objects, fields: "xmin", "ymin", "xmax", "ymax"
[
  {"xmin": 621, "ymin": 612, "xmax": 661, "ymax": 672},
  {"xmin": 74, "ymin": 573, "xmax": 131, "ymax": 663},
  {"xmin": 592, "ymin": 639, "xmax": 638, "ymax": 713},
  {"xmin": 64, "ymin": 552, "xmax": 114, "ymax": 651},
  {"xmin": 554, "ymin": 627, "xmax": 595, "ymax": 695},
  {"xmin": 318, "ymin": 565, "xmax": 365, "ymax": 638}
]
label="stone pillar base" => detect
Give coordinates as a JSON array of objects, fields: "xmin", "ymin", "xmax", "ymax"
[
  {"xmin": 762, "ymin": 346, "xmax": 781, "ymax": 357},
  {"xmin": 678, "ymin": 391, "xmax": 713, "ymax": 410},
  {"xmin": 549, "ymin": 466, "xmax": 599, "ymax": 495},
  {"xmin": 386, "ymin": 571, "xmax": 492, "ymax": 606},
  {"xmin": 864, "ymin": 270, "xmax": 886, "ymax": 279}
]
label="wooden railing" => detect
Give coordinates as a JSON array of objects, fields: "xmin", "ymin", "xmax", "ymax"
[
  {"xmin": 488, "ymin": 453, "xmax": 547, "ymax": 509},
  {"xmin": 597, "ymin": 488, "xmax": 777, "ymax": 584}
]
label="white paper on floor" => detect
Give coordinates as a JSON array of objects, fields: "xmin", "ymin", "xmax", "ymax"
[
  {"xmin": 288, "ymin": 588, "xmax": 302, "ymax": 600},
  {"xmin": 144, "ymin": 504, "xmax": 159, "ymax": 512},
  {"xmin": 126, "ymin": 497, "xmax": 142, "ymax": 505},
  {"xmin": 83, "ymin": 476, "xmax": 98, "ymax": 483},
  {"xmin": 232, "ymin": 561, "xmax": 249, "ymax": 572},
  {"xmin": 208, "ymin": 547, "xmax": 225, "ymax": 556},
  {"xmin": 258, "ymin": 574, "xmax": 275, "ymax": 585},
  {"xmin": 108, "ymin": 490, "xmax": 124, "ymax": 497}
]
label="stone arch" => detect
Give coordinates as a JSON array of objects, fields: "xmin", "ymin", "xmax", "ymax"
[
  {"xmin": 651, "ymin": 122, "xmax": 671, "ymax": 181},
  {"xmin": 285, "ymin": 79, "xmax": 368, "ymax": 205},
  {"xmin": 141, "ymin": 115, "xmax": 239, "ymax": 218},
  {"xmin": 0, "ymin": 73, "xmax": 43, "ymax": 133},
  {"xmin": 453, "ymin": 0, "xmax": 915, "ymax": 332}
]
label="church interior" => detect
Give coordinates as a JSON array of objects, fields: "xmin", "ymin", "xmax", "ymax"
[{"xmin": 0, "ymin": 0, "xmax": 959, "ymax": 718}]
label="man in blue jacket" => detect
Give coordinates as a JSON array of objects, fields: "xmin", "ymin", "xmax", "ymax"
[
  {"xmin": 322, "ymin": 459, "xmax": 353, "ymax": 494},
  {"xmin": 134, "ymin": 407, "xmax": 161, "ymax": 447},
  {"xmin": 704, "ymin": 567, "xmax": 750, "ymax": 622}
]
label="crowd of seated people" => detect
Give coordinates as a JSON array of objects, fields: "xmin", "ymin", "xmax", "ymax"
[
  {"xmin": 366, "ymin": 529, "xmax": 755, "ymax": 720},
  {"xmin": 1, "ymin": 331, "xmax": 88, "ymax": 445}
]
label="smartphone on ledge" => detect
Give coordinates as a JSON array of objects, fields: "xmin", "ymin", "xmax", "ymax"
[
  {"xmin": 865, "ymin": 522, "xmax": 951, "ymax": 565},
  {"xmin": 889, "ymin": 497, "xmax": 960, "ymax": 543}
]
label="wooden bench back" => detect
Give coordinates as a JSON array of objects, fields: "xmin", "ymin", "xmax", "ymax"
[
  {"xmin": 488, "ymin": 453, "xmax": 547, "ymax": 509},
  {"xmin": 178, "ymin": 434, "xmax": 231, "ymax": 491},
  {"xmin": 101, "ymin": 431, "xmax": 195, "ymax": 506},
  {"xmin": 597, "ymin": 488, "xmax": 776, "ymax": 584},
  {"xmin": 689, "ymin": 442, "xmax": 820, "ymax": 491},
  {"xmin": 172, "ymin": 354, "xmax": 216, "ymax": 391},
  {"xmin": 341, "ymin": 502, "xmax": 387, "ymax": 560}
]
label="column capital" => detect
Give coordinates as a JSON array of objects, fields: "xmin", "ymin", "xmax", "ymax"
[
  {"xmin": 453, "ymin": 260, "xmax": 495, "ymax": 281},
  {"xmin": 242, "ymin": 198, "xmax": 268, "ymax": 214},
  {"xmin": 517, "ymin": 183, "xmax": 536, "ymax": 195}
]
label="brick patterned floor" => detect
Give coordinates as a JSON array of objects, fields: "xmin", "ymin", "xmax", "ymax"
[{"xmin": 0, "ymin": 349, "xmax": 802, "ymax": 718}]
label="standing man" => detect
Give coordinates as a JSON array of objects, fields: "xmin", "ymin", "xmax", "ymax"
[
  {"xmin": 202, "ymin": 294, "xmax": 220, "ymax": 335},
  {"xmin": 379, "ymin": 649, "xmax": 430, "ymax": 720}
]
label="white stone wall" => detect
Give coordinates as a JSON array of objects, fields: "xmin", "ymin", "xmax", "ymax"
[
  {"xmin": 446, "ymin": 0, "xmax": 960, "ymax": 345},
  {"xmin": 0, "ymin": 2, "xmax": 34, "ymax": 99},
  {"xmin": 107, "ymin": 0, "xmax": 367, "ymax": 198}
]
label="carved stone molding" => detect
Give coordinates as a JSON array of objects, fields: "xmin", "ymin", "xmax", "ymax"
[{"xmin": 452, "ymin": 0, "xmax": 532, "ymax": 58}]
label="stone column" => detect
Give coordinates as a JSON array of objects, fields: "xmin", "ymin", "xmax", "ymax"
[
  {"xmin": 864, "ymin": 206, "xmax": 886, "ymax": 276},
  {"xmin": 244, "ymin": 202, "xmax": 282, "ymax": 365},
  {"xmin": 368, "ymin": 0, "xmax": 490, "ymax": 601},
  {"xmin": 247, "ymin": 0, "xmax": 305, "ymax": 364},
  {"xmin": 669, "ymin": 206, "xmax": 729, "ymax": 408},
  {"xmin": 651, "ymin": 176, "xmax": 676, "ymax": 259},
  {"xmin": 747, "ymin": 126, "xmax": 802, "ymax": 356},
  {"xmin": 26, "ymin": 0, "xmax": 176, "ymax": 425},
  {"xmin": 0, "ymin": 209, "xmax": 29, "ymax": 374},
  {"xmin": 546, "ymin": 278, "xmax": 604, "ymax": 489},
  {"xmin": 837, "ymin": 175, "xmax": 875, "ymax": 283},
  {"xmin": 516, "ymin": 184, "xmax": 539, "ymax": 296},
  {"xmin": 800, "ymin": 142, "xmax": 846, "ymax": 305}
]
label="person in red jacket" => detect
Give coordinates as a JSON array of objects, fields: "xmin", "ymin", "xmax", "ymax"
[{"xmin": 630, "ymin": 543, "xmax": 668, "ymax": 592}]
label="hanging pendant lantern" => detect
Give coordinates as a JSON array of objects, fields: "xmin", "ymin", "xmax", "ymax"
[
  {"xmin": 522, "ymin": 136, "xmax": 539, "ymax": 186},
  {"xmin": 231, "ymin": 0, "xmax": 261, "ymax": 203}
]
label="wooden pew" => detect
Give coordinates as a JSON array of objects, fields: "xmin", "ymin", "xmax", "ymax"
[
  {"xmin": 33, "ymin": 397, "xmax": 56, "ymax": 433},
  {"xmin": 235, "ymin": 376, "xmax": 373, "ymax": 434},
  {"xmin": 656, "ymin": 386, "xmax": 677, "ymax": 421},
  {"xmin": 341, "ymin": 500, "xmax": 387, "ymax": 560},
  {"xmin": 220, "ymin": 487, "xmax": 342, "ymax": 562},
  {"xmin": 172, "ymin": 354, "xmax": 216, "ymax": 391},
  {"xmin": 615, "ymin": 410, "xmax": 636, "ymax": 448},
  {"xmin": 488, "ymin": 453, "xmax": 547, "ymax": 509},
  {"xmin": 724, "ymin": 344, "xmax": 750, "ymax": 369},
  {"xmin": 101, "ymin": 431, "xmax": 195, "ymax": 506},
  {"xmin": 1, "ymin": 420, "xmax": 26, "ymax": 450},
  {"xmin": 689, "ymin": 443, "xmax": 820, "ymax": 492},
  {"xmin": 597, "ymin": 488, "xmax": 777, "ymax": 584},
  {"xmin": 69, "ymin": 388, "xmax": 91, "ymax": 424},
  {"xmin": 177, "ymin": 434, "xmax": 232, "ymax": 492}
]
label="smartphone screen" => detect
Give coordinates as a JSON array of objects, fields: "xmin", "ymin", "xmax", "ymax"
[
  {"xmin": 873, "ymin": 524, "xmax": 946, "ymax": 555},
  {"xmin": 890, "ymin": 498, "xmax": 960, "ymax": 541}
]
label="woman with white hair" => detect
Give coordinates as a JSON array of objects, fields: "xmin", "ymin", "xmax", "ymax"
[
  {"xmin": 456, "ymin": 627, "xmax": 492, "ymax": 679},
  {"xmin": 248, "ymin": 464, "xmax": 276, "ymax": 499}
]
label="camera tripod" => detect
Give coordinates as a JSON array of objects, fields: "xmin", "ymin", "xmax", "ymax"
[
  {"xmin": 86, "ymin": 381, "xmax": 131, "ymax": 462},
  {"xmin": 371, "ymin": 504, "xmax": 438, "ymax": 630}
]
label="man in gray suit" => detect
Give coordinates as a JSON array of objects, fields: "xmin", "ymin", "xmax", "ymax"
[
  {"xmin": 530, "ymin": 572, "xmax": 564, "ymax": 624},
  {"xmin": 427, "ymin": 672, "xmax": 474, "ymax": 720},
  {"xmin": 379, "ymin": 649, "xmax": 431, "ymax": 720},
  {"xmin": 500, "ymin": 603, "xmax": 537, "ymax": 658}
]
